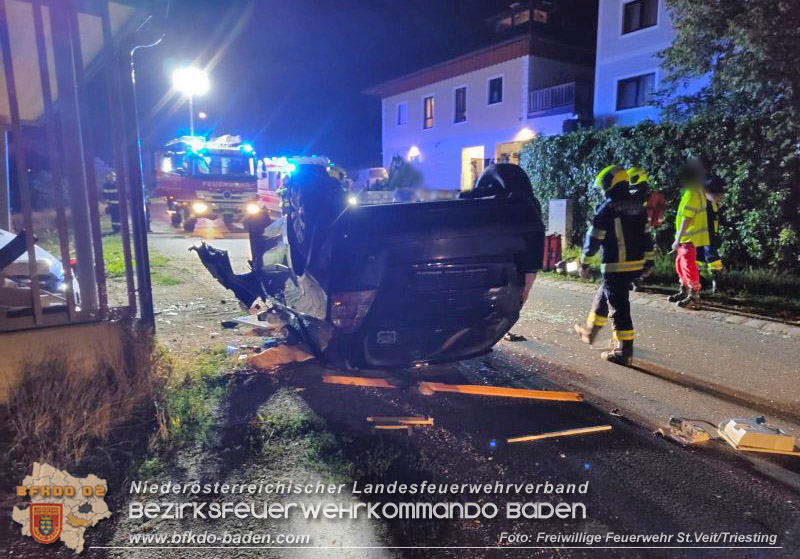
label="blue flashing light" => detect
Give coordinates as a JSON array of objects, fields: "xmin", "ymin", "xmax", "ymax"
[
  {"xmin": 489, "ymin": 439, "xmax": 497, "ymax": 448},
  {"xmin": 241, "ymin": 143, "xmax": 254, "ymax": 154},
  {"xmin": 286, "ymin": 163, "xmax": 297, "ymax": 173},
  {"xmin": 187, "ymin": 138, "xmax": 205, "ymax": 152}
]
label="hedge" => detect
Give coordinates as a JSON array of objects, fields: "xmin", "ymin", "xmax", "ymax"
[{"xmin": 520, "ymin": 117, "xmax": 800, "ymax": 270}]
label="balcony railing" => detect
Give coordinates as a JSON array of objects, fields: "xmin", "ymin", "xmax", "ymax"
[{"xmin": 528, "ymin": 82, "xmax": 576, "ymax": 116}]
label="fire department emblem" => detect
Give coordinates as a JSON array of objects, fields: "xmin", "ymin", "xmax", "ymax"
[{"xmin": 30, "ymin": 503, "xmax": 62, "ymax": 544}]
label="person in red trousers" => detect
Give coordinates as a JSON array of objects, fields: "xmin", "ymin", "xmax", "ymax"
[{"xmin": 670, "ymin": 160, "xmax": 710, "ymax": 308}]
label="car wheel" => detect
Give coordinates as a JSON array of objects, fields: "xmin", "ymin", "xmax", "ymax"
[
  {"xmin": 472, "ymin": 163, "xmax": 538, "ymax": 206},
  {"xmin": 285, "ymin": 164, "xmax": 344, "ymax": 276},
  {"xmin": 287, "ymin": 188, "xmax": 311, "ymax": 275}
]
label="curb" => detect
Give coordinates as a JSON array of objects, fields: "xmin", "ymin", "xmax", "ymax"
[
  {"xmin": 630, "ymin": 358, "xmax": 800, "ymax": 425},
  {"xmin": 537, "ymin": 277, "xmax": 800, "ymax": 338}
]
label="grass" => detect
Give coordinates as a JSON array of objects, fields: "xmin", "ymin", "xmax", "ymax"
[
  {"xmin": 151, "ymin": 345, "xmax": 231, "ymax": 452},
  {"xmin": 5, "ymin": 341, "xmax": 233, "ymax": 476},
  {"xmin": 250, "ymin": 391, "xmax": 351, "ymax": 477},
  {"xmin": 102, "ymin": 235, "xmax": 180, "ymax": 286},
  {"xmin": 6, "ymin": 339, "xmax": 155, "ymax": 468},
  {"xmin": 21, "ymin": 210, "xmax": 181, "ymax": 287}
]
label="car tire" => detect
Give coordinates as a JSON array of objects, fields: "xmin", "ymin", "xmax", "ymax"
[
  {"xmin": 471, "ymin": 163, "xmax": 538, "ymax": 205},
  {"xmin": 287, "ymin": 188, "xmax": 311, "ymax": 275}
]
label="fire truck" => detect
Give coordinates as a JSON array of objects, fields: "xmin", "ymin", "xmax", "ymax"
[{"xmin": 154, "ymin": 134, "xmax": 261, "ymax": 232}]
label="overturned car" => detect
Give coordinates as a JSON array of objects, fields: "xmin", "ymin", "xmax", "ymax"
[{"xmin": 194, "ymin": 163, "xmax": 544, "ymax": 369}]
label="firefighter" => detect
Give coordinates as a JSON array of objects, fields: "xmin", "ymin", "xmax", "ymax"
[
  {"xmin": 669, "ymin": 159, "xmax": 711, "ymax": 308},
  {"xmin": 573, "ymin": 165, "xmax": 654, "ymax": 366},
  {"xmin": 102, "ymin": 171, "xmax": 120, "ymax": 233}
]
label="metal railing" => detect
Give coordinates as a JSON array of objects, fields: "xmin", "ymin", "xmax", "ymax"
[
  {"xmin": 0, "ymin": 0, "xmax": 151, "ymax": 332},
  {"xmin": 528, "ymin": 82, "xmax": 576, "ymax": 115}
]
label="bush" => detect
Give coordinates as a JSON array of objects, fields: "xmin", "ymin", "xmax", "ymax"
[{"xmin": 520, "ymin": 117, "xmax": 799, "ymax": 270}]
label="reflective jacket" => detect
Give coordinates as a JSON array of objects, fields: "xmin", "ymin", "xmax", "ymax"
[
  {"xmin": 582, "ymin": 196, "xmax": 654, "ymax": 274},
  {"xmin": 102, "ymin": 180, "xmax": 119, "ymax": 206},
  {"xmin": 675, "ymin": 185, "xmax": 710, "ymax": 247}
]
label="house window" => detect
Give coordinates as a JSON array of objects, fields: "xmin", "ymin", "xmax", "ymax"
[
  {"xmin": 396, "ymin": 103, "xmax": 408, "ymax": 126},
  {"xmin": 623, "ymin": 0, "xmax": 658, "ymax": 34},
  {"xmin": 616, "ymin": 73, "xmax": 655, "ymax": 110},
  {"xmin": 423, "ymin": 96, "xmax": 434, "ymax": 129},
  {"xmin": 488, "ymin": 77, "xmax": 503, "ymax": 105},
  {"xmin": 454, "ymin": 87, "xmax": 467, "ymax": 123}
]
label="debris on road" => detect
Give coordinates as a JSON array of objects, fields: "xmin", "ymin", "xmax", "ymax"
[
  {"xmin": 718, "ymin": 417, "xmax": 800, "ymax": 457},
  {"xmin": 369, "ymin": 416, "xmax": 433, "ymax": 434},
  {"xmin": 220, "ymin": 320, "xmax": 238, "ymax": 329},
  {"xmin": 231, "ymin": 309, "xmax": 289, "ymax": 331},
  {"xmin": 322, "ymin": 375, "xmax": 397, "ymax": 389},
  {"xmin": 504, "ymin": 332, "xmax": 527, "ymax": 342},
  {"xmin": 658, "ymin": 417, "xmax": 713, "ymax": 446},
  {"xmin": 417, "ymin": 381, "xmax": 583, "ymax": 402},
  {"xmin": 247, "ymin": 344, "xmax": 314, "ymax": 370},
  {"xmin": 367, "ymin": 416, "xmax": 434, "ymax": 426},
  {"xmin": 507, "ymin": 425, "xmax": 613, "ymax": 444}
]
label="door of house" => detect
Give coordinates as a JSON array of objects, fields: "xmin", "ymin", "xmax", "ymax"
[{"xmin": 460, "ymin": 146, "xmax": 485, "ymax": 191}]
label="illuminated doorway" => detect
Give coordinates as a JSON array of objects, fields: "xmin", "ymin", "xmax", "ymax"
[
  {"xmin": 461, "ymin": 145, "xmax": 485, "ymax": 191},
  {"xmin": 495, "ymin": 141, "xmax": 524, "ymax": 165}
]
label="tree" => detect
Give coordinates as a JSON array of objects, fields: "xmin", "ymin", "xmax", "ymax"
[
  {"xmin": 658, "ymin": 0, "xmax": 800, "ymax": 120},
  {"xmin": 656, "ymin": 0, "xmax": 800, "ymax": 267}
]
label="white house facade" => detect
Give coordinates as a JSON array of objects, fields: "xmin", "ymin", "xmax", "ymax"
[
  {"xmin": 367, "ymin": 36, "xmax": 593, "ymax": 191},
  {"xmin": 594, "ymin": 0, "xmax": 704, "ymax": 127}
]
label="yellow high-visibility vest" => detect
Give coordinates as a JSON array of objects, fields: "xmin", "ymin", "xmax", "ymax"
[{"xmin": 675, "ymin": 186, "xmax": 710, "ymax": 247}]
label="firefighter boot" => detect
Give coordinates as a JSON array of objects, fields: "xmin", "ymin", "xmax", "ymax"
[
  {"xmin": 677, "ymin": 289, "xmax": 700, "ymax": 309},
  {"xmin": 601, "ymin": 340, "xmax": 633, "ymax": 366},
  {"xmin": 574, "ymin": 323, "xmax": 602, "ymax": 344},
  {"xmin": 668, "ymin": 286, "xmax": 688, "ymax": 302}
]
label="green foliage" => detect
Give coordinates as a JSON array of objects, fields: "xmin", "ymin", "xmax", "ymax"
[
  {"xmin": 658, "ymin": 0, "xmax": 800, "ymax": 121},
  {"xmin": 520, "ymin": 117, "xmax": 799, "ymax": 269}
]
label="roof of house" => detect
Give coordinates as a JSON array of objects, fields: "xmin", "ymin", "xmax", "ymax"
[{"xmin": 364, "ymin": 34, "xmax": 592, "ymax": 98}]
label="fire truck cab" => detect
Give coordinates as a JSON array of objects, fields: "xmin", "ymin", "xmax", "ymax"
[{"xmin": 155, "ymin": 134, "xmax": 260, "ymax": 232}]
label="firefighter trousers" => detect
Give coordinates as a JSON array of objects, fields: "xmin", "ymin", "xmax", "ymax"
[
  {"xmin": 107, "ymin": 203, "xmax": 120, "ymax": 231},
  {"xmin": 586, "ymin": 271, "xmax": 638, "ymax": 354}
]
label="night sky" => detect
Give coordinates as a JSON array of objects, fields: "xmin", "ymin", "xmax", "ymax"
[{"xmin": 129, "ymin": 0, "xmax": 513, "ymax": 170}]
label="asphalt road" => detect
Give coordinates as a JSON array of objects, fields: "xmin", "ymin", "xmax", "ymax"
[{"xmin": 139, "ymin": 203, "xmax": 800, "ymax": 557}]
